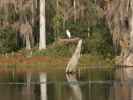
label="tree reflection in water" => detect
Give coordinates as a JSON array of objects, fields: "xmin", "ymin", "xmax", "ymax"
[
  {"xmin": 40, "ymin": 73, "xmax": 47, "ymax": 100},
  {"xmin": 66, "ymin": 73, "xmax": 82, "ymax": 100}
]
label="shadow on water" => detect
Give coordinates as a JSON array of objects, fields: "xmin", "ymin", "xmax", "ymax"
[{"xmin": 0, "ymin": 66, "xmax": 132, "ymax": 100}]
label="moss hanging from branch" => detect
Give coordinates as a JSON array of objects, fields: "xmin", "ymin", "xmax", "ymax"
[{"xmin": 104, "ymin": 0, "xmax": 131, "ymax": 54}]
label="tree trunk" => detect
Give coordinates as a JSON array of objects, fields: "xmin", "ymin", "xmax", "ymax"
[
  {"xmin": 74, "ymin": 0, "xmax": 76, "ymax": 23},
  {"xmin": 26, "ymin": 35, "xmax": 31, "ymax": 50},
  {"xmin": 39, "ymin": 0, "xmax": 46, "ymax": 50},
  {"xmin": 66, "ymin": 39, "xmax": 82, "ymax": 73},
  {"xmin": 124, "ymin": 0, "xmax": 133, "ymax": 66},
  {"xmin": 130, "ymin": 0, "xmax": 133, "ymax": 50},
  {"xmin": 104, "ymin": 0, "xmax": 133, "ymax": 65}
]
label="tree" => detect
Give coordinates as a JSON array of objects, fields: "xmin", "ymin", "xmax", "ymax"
[
  {"xmin": 73, "ymin": 0, "xmax": 76, "ymax": 23},
  {"xmin": 19, "ymin": 21, "xmax": 33, "ymax": 50},
  {"xmin": 39, "ymin": 0, "xmax": 46, "ymax": 50},
  {"xmin": 124, "ymin": 0, "xmax": 133, "ymax": 66},
  {"xmin": 104, "ymin": 0, "xmax": 133, "ymax": 65}
]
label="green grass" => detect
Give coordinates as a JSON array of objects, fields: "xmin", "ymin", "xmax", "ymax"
[
  {"xmin": 32, "ymin": 43, "xmax": 76, "ymax": 58},
  {"xmin": 79, "ymin": 54, "xmax": 115, "ymax": 67}
]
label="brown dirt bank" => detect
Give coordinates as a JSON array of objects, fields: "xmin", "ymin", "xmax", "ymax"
[{"xmin": 0, "ymin": 54, "xmax": 69, "ymax": 67}]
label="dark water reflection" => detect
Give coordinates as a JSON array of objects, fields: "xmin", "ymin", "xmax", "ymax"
[{"xmin": 0, "ymin": 68, "xmax": 122, "ymax": 100}]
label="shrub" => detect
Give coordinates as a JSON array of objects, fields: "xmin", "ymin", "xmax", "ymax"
[
  {"xmin": 0, "ymin": 27, "xmax": 17, "ymax": 54},
  {"xmin": 83, "ymin": 19, "xmax": 114, "ymax": 58},
  {"xmin": 32, "ymin": 43, "xmax": 76, "ymax": 57},
  {"xmin": 52, "ymin": 15, "xmax": 63, "ymax": 39},
  {"xmin": 63, "ymin": 19, "xmax": 114, "ymax": 58}
]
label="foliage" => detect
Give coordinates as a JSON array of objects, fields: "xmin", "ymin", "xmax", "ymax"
[
  {"xmin": 83, "ymin": 19, "xmax": 114, "ymax": 58},
  {"xmin": 46, "ymin": 33, "xmax": 55, "ymax": 45},
  {"xmin": 79, "ymin": 54, "xmax": 115, "ymax": 67},
  {"xmin": 104, "ymin": 0, "xmax": 130, "ymax": 54},
  {"xmin": 0, "ymin": 27, "xmax": 17, "ymax": 54},
  {"xmin": 59, "ymin": 19, "xmax": 114, "ymax": 58},
  {"xmin": 32, "ymin": 43, "xmax": 76, "ymax": 57},
  {"xmin": 7, "ymin": 3, "xmax": 18, "ymax": 23},
  {"xmin": 65, "ymin": 21, "xmax": 88, "ymax": 38},
  {"xmin": 0, "ymin": 0, "xmax": 115, "ymax": 59},
  {"xmin": 52, "ymin": 15, "xmax": 63, "ymax": 39}
]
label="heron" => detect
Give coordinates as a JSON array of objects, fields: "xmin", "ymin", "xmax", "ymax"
[{"xmin": 66, "ymin": 29, "xmax": 71, "ymax": 39}]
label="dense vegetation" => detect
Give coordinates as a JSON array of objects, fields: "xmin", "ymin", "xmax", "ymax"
[
  {"xmin": 0, "ymin": 0, "xmax": 117, "ymax": 61},
  {"xmin": 0, "ymin": 27, "xmax": 17, "ymax": 53}
]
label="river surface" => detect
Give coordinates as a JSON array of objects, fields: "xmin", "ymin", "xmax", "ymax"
[{"xmin": 0, "ymin": 67, "xmax": 131, "ymax": 100}]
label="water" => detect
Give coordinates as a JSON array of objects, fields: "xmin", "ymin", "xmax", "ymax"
[{"xmin": 0, "ymin": 67, "xmax": 130, "ymax": 100}]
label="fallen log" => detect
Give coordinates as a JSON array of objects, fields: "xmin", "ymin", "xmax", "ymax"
[{"xmin": 66, "ymin": 39, "xmax": 82, "ymax": 73}]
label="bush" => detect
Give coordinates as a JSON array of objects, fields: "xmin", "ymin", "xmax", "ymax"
[
  {"xmin": 46, "ymin": 33, "xmax": 55, "ymax": 45},
  {"xmin": 32, "ymin": 43, "xmax": 76, "ymax": 57},
  {"xmin": 0, "ymin": 27, "xmax": 17, "ymax": 54},
  {"xmin": 52, "ymin": 15, "xmax": 63, "ymax": 39},
  {"xmin": 83, "ymin": 19, "xmax": 114, "ymax": 58},
  {"xmin": 34, "ymin": 18, "xmax": 115, "ymax": 58},
  {"xmin": 65, "ymin": 21, "xmax": 89, "ymax": 38},
  {"xmin": 62, "ymin": 19, "xmax": 114, "ymax": 58}
]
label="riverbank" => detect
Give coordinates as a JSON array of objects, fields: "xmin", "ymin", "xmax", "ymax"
[
  {"xmin": 0, "ymin": 54, "xmax": 114, "ymax": 70},
  {"xmin": 0, "ymin": 40, "xmax": 115, "ymax": 70}
]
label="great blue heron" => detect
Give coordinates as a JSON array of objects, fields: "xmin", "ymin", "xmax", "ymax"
[{"xmin": 66, "ymin": 29, "xmax": 71, "ymax": 39}]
